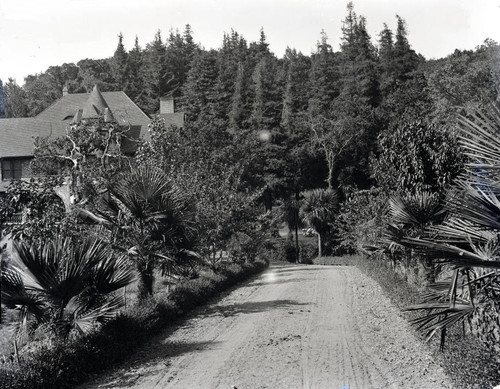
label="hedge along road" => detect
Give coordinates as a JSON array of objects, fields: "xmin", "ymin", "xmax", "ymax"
[{"xmin": 81, "ymin": 264, "xmax": 452, "ymax": 389}]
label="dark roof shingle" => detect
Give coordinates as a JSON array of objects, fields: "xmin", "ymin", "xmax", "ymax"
[
  {"xmin": 1, "ymin": 90, "xmax": 152, "ymax": 158},
  {"xmin": 0, "ymin": 118, "xmax": 67, "ymax": 157}
]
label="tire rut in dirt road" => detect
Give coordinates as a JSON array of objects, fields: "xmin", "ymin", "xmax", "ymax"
[{"xmin": 81, "ymin": 264, "xmax": 453, "ymax": 389}]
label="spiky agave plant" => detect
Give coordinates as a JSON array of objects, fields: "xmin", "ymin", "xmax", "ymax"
[
  {"xmin": 1, "ymin": 236, "xmax": 135, "ymax": 342},
  {"xmin": 401, "ymin": 102, "xmax": 500, "ymax": 349}
]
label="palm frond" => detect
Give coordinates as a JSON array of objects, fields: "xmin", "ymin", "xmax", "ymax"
[
  {"xmin": 402, "ymin": 237, "xmax": 500, "ymax": 268},
  {"xmin": 457, "ymin": 103, "xmax": 500, "ymax": 171},
  {"xmin": 445, "ymin": 181, "xmax": 500, "ymax": 231},
  {"xmin": 3, "ymin": 235, "xmax": 133, "ymax": 341},
  {"xmin": 70, "ymin": 295, "xmax": 125, "ymax": 336},
  {"xmin": 300, "ymin": 188, "xmax": 338, "ymax": 233},
  {"xmin": 389, "ymin": 191, "xmax": 446, "ymax": 228}
]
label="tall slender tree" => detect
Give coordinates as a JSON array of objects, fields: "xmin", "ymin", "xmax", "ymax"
[
  {"xmin": 125, "ymin": 36, "xmax": 145, "ymax": 105},
  {"xmin": 141, "ymin": 30, "xmax": 168, "ymax": 113},
  {"xmin": 111, "ymin": 33, "xmax": 129, "ymax": 91}
]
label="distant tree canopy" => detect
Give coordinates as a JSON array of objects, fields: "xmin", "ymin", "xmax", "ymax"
[{"xmin": 3, "ymin": 4, "xmax": 499, "ymax": 205}]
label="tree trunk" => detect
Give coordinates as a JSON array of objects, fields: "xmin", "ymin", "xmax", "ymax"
[
  {"xmin": 326, "ymin": 151, "xmax": 334, "ymax": 190},
  {"xmin": 294, "ymin": 187, "xmax": 300, "ymax": 263},
  {"xmin": 295, "ymin": 222, "xmax": 300, "ymax": 263},
  {"xmin": 317, "ymin": 233, "xmax": 322, "ymax": 258},
  {"xmin": 263, "ymin": 187, "xmax": 273, "ymax": 212},
  {"xmin": 137, "ymin": 259, "xmax": 154, "ymax": 300}
]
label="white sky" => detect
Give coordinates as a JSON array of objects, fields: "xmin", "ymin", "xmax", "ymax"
[{"xmin": 1, "ymin": 0, "xmax": 500, "ymax": 85}]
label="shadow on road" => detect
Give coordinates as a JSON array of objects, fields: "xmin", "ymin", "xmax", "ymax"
[
  {"xmin": 81, "ymin": 340, "xmax": 219, "ymax": 389},
  {"xmin": 270, "ymin": 265, "xmax": 319, "ymax": 274},
  {"xmin": 249, "ymin": 278, "xmax": 309, "ymax": 287},
  {"xmin": 204, "ymin": 299, "xmax": 308, "ymax": 318}
]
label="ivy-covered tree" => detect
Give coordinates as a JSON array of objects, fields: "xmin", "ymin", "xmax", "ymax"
[{"xmin": 371, "ymin": 120, "xmax": 465, "ymax": 194}]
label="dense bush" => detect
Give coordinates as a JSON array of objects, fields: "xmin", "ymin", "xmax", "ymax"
[
  {"xmin": 298, "ymin": 242, "xmax": 318, "ymax": 264},
  {"xmin": 334, "ymin": 188, "xmax": 388, "ymax": 255},
  {"xmin": 278, "ymin": 239, "xmax": 298, "ymax": 262},
  {"xmin": 272, "ymin": 238, "xmax": 317, "ymax": 264}
]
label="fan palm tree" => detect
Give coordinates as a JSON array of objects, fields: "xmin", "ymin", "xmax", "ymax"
[
  {"xmin": 381, "ymin": 190, "xmax": 447, "ymax": 280},
  {"xmin": 398, "ymin": 102, "xmax": 500, "ymax": 349},
  {"xmin": 1, "ymin": 236, "xmax": 134, "ymax": 342},
  {"xmin": 300, "ymin": 188, "xmax": 338, "ymax": 257},
  {"xmin": 95, "ymin": 165, "xmax": 197, "ymax": 299}
]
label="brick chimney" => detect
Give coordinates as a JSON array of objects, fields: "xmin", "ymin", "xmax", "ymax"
[{"xmin": 160, "ymin": 96, "xmax": 175, "ymax": 114}]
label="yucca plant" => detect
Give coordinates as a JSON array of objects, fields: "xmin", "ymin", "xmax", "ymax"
[
  {"xmin": 1, "ymin": 236, "xmax": 135, "ymax": 343},
  {"xmin": 399, "ymin": 102, "xmax": 500, "ymax": 350},
  {"xmin": 94, "ymin": 165, "xmax": 198, "ymax": 299},
  {"xmin": 300, "ymin": 188, "xmax": 338, "ymax": 257}
]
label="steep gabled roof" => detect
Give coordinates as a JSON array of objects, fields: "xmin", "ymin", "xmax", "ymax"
[
  {"xmin": 36, "ymin": 90, "xmax": 150, "ymax": 130},
  {"xmin": 0, "ymin": 118, "xmax": 67, "ymax": 158},
  {"xmin": 0, "ymin": 89, "xmax": 152, "ymax": 160}
]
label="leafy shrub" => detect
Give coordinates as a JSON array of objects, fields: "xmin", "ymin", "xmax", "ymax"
[
  {"xmin": 279, "ymin": 239, "xmax": 298, "ymax": 262},
  {"xmin": 334, "ymin": 187, "xmax": 388, "ymax": 255},
  {"xmin": 298, "ymin": 242, "xmax": 318, "ymax": 264}
]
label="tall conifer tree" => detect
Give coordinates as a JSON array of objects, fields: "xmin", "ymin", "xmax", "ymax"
[
  {"xmin": 111, "ymin": 33, "xmax": 129, "ymax": 91},
  {"xmin": 125, "ymin": 36, "xmax": 145, "ymax": 105},
  {"xmin": 3, "ymin": 78, "xmax": 28, "ymax": 118},
  {"xmin": 142, "ymin": 31, "xmax": 168, "ymax": 113}
]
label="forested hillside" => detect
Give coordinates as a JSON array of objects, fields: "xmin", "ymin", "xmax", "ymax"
[{"xmin": 2, "ymin": 3, "xmax": 499, "ymax": 205}]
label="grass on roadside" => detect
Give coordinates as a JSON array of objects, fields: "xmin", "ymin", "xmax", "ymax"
[{"xmin": 312, "ymin": 255, "xmax": 358, "ymax": 266}]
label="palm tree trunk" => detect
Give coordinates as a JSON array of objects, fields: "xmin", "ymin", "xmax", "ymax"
[
  {"xmin": 295, "ymin": 223, "xmax": 299, "ymax": 263},
  {"xmin": 294, "ymin": 187, "xmax": 300, "ymax": 263},
  {"xmin": 317, "ymin": 233, "xmax": 322, "ymax": 258},
  {"xmin": 137, "ymin": 259, "xmax": 154, "ymax": 300}
]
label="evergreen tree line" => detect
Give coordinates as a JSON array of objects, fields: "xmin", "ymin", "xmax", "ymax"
[{"xmin": 1, "ymin": 2, "xmax": 500, "ymax": 211}]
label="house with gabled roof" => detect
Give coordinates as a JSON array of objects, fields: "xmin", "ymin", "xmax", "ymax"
[{"xmin": 0, "ymin": 85, "xmax": 185, "ymax": 194}]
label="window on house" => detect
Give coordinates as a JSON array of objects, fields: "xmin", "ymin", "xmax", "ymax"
[{"xmin": 1, "ymin": 159, "xmax": 23, "ymax": 180}]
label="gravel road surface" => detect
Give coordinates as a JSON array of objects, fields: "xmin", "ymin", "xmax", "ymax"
[{"xmin": 82, "ymin": 264, "xmax": 452, "ymax": 389}]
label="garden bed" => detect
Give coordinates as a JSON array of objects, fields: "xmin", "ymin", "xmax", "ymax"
[{"xmin": 0, "ymin": 260, "xmax": 268, "ymax": 389}]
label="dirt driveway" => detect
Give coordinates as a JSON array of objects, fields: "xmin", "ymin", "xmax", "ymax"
[{"xmin": 82, "ymin": 264, "xmax": 452, "ymax": 389}]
